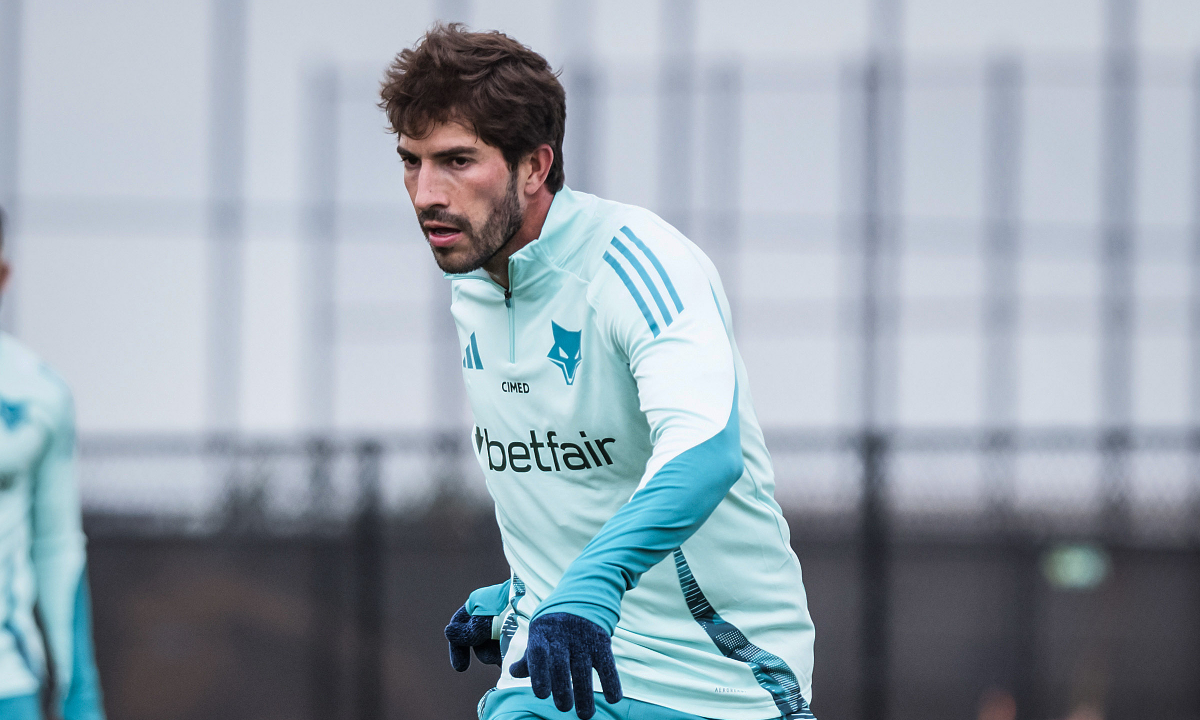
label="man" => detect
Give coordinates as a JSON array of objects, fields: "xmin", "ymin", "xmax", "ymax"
[
  {"xmin": 0, "ymin": 208, "xmax": 105, "ymax": 720},
  {"xmin": 381, "ymin": 24, "xmax": 817, "ymax": 720}
]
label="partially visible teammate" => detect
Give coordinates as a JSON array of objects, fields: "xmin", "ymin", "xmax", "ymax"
[
  {"xmin": 382, "ymin": 26, "xmax": 817, "ymax": 720},
  {"xmin": 0, "ymin": 208, "xmax": 105, "ymax": 720}
]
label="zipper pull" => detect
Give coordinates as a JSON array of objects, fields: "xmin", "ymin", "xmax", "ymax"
[{"xmin": 504, "ymin": 289, "xmax": 512, "ymax": 308}]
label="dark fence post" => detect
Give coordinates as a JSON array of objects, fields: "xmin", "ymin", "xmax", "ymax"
[
  {"xmin": 703, "ymin": 62, "xmax": 742, "ymax": 317},
  {"xmin": 1190, "ymin": 54, "xmax": 1200, "ymax": 719},
  {"xmin": 1190, "ymin": 59, "xmax": 1200, "ymax": 540},
  {"xmin": 983, "ymin": 55, "xmax": 1043, "ymax": 719},
  {"xmin": 859, "ymin": 430, "xmax": 890, "ymax": 720},
  {"xmin": 353, "ymin": 440, "xmax": 384, "ymax": 720},
  {"xmin": 564, "ymin": 59, "xmax": 598, "ymax": 195},
  {"xmin": 205, "ymin": 0, "xmax": 247, "ymax": 435},
  {"xmin": 857, "ymin": 50, "xmax": 895, "ymax": 720},
  {"xmin": 308, "ymin": 438, "xmax": 341, "ymax": 720},
  {"xmin": 303, "ymin": 66, "xmax": 339, "ymax": 431},
  {"xmin": 983, "ymin": 56, "xmax": 1021, "ymax": 522},
  {"xmin": 1099, "ymin": 0, "xmax": 1137, "ymax": 536},
  {"xmin": 658, "ymin": 0, "xmax": 696, "ymax": 236},
  {"xmin": 560, "ymin": 0, "xmax": 597, "ymax": 196}
]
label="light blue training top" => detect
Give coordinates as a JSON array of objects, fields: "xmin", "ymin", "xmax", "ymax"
[
  {"xmin": 0, "ymin": 332, "xmax": 104, "ymax": 720},
  {"xmin": 452, "ymin": 188, "xmax": 816, "ymax": 720}
]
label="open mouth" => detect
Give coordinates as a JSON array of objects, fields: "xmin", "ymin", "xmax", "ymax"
[{"xmin": 423, "ymin": 222, "xmax": 464, "ymax": 247}]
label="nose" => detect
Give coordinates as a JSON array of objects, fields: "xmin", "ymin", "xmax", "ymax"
[{"xmin": 413, "ymin": 163, "xmax": 449, "ymax": 212}]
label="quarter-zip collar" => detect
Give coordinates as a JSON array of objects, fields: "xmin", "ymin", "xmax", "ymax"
[{"xmin": 443, "ymin": 188, "xmax": 599, "ymax": 365}]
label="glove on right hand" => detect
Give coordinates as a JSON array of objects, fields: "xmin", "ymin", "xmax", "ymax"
[
  {"xmin": 509, "ymin": 612, "xmax": 623, "ymax": 720},
  {"xmin": 445, "ymin": 605, "xmax": 502, "ymax": 671}
]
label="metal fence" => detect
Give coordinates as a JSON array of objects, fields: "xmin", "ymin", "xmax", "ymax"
[{"xmin": 78, "ymin": 427, "xmax": 1200, "ymax": 720}]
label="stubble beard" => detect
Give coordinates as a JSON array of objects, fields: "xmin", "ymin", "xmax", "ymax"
[{"xmin": 422, "ymin": 170, "xmax": 524, "ymax": 275}]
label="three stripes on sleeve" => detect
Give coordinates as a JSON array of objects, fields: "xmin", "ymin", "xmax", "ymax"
[{"xmin": 602, "ymin": 227, "xmax": 685, "ymax": 338}]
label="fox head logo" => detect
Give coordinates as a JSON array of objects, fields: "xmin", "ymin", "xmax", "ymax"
[{"xmin": 547, "ymin": 322, "xmax": 582, "ymax": 385}]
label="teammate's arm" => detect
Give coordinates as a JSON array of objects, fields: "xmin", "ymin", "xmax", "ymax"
[{"xmin": 30, "ymin": 381, "xmax": 105, "ymax": 720}]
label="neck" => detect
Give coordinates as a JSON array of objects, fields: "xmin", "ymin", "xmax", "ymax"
[{"xmin": 483, "ymin": 187, "xmax": 555, "ymax": 289}]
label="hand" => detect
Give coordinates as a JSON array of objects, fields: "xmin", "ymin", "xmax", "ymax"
[
  {"xmin": 445, "ymin": 605, "xmax": 502, "ymax": 671},
  {"xmin": 509, "ymin": 613, "xmax": 622, "ymax": 720}
]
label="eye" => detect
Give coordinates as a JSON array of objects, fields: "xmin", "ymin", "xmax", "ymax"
[
  {"xmin": 399, "ymin": 155, "xmax": 418, "ymax": 169},
  {"xmin": 451, "ymin": 156, "xmax": 471, "ymax": 167}
]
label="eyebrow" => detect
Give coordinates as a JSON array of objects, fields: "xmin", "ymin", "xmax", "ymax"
[{"xmin": 398, "ymin": 145, "xmax": 480, "ymax": 160}]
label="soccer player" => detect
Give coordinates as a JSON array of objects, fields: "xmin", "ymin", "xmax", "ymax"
[
  {"xmin": 0, "ymin": 208, "xmax": 105, "ymax": 720},
  {"xmin": 381, "ymin": 25, "xmax": 817, "ymax": 720}
]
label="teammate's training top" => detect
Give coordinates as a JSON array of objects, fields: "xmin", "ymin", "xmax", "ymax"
[
  {"xmin": 450, "ymin": 187, "xmax": 817, "ymax": 720},
  {"xmin": 0, "ymin": 333, "xmax": 105, "ymax": 719}
]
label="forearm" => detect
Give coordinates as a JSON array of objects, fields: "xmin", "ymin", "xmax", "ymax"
[
  {"xmin": 33, "ymin": 546, "xmax": 103, "ymax": 719},
  {"xmin": 31, "ymin": 393, "xmax": 105, "ymax": 719},
  {"xmin": 534, "ymin": 392, "xmax": 742, "ymax": 634}
]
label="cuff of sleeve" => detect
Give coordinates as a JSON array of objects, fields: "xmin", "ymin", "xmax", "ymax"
[
  {"xmin": 491, "ymin": 614, "xmax": 506, "ymax": 641},
  {"xmin": 531, "ymin": 600, "xmax": 619, "ymax": 636},
  {"xmin": 465, "ymin": 580, "xmax": 512, "ymax": 618}
]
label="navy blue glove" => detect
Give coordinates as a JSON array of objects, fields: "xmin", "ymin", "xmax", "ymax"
[
  {"xmin": 445, "ymin": 605, "xmax": 502, "ymax": 671},
  {"xmin": 509, "ymin": 612, "xmax": 622, "ymax": 720}
]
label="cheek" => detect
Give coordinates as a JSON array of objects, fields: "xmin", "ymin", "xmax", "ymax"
[{"xmin": 460, "ymin": 178, "xmax": 499, "ymax": 214}]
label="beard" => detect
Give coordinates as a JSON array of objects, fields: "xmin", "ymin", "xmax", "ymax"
[{"xmin": 420, "ymin": 169, "xmax": 524, "ymax": 275}]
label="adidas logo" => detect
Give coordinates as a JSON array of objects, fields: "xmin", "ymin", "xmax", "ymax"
[{"xmin": 462, "ymin": 332, "xmax": 484, "ymax": 370}]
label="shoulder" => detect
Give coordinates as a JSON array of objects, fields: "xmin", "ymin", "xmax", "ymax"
[
  {"xmin": 585, "ymin": 208, "xmax": 715, "ymax": 309},
  {"xmin": 578, "ymin": 213, "xmax": 731, "ymax": 357},
  {"xmin": 566, "ymin": 196, "xmax": 704, "ymax": 279},
  {"xmin": 0, "ymin": 334, "xmax": 74, "ymax": 429}
]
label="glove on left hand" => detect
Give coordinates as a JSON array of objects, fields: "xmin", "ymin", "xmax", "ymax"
[
  {"xmin": 445, "ymin": 605, "xmax": 502, "ymax": 671},
  {"xmin": 510, "ymin": 612, "xmax": 623, "ymax": 720}
]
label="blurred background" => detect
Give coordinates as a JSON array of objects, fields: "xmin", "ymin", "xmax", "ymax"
[{"xmin": 1, "ymin": 0, "xmax": 1199, "ymax": 718}]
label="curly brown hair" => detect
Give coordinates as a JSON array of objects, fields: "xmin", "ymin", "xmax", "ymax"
[{"xmin": 380, "ymin": 23, "xmax": 567, "ymax": 193}]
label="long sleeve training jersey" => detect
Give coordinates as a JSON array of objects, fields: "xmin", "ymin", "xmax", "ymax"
[
  {"xmin": 450, "ymin": 188, "xmax": 816, "ymax": 720},
  {"xmin": 0, "ymin": 333, "xmax": 104, "ymax": 719}
]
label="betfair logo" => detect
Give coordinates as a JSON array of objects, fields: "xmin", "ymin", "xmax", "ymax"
[{"xmin": 474, "ymin": 427, "xmax": 616, "ymax": 472}]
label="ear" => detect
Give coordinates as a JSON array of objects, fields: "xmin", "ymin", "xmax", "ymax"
[
  {"xmin": 0, "ymin": 259, "xmax": 9, "ymax": 296},
  {"xmin": 521, "ymin": 144, "xmax": 554, "ymax": 197}
]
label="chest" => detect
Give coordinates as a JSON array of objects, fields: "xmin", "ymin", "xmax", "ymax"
[{"xmin": 451, "ymin": 274, "xmax": 644, "ymax": 439}]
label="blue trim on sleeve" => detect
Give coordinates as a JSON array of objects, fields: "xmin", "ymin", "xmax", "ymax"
[
  {"xmin": 62, "ymin": 570, "xmax": 105, "ymax": 720},
  {"xmin": 610, "ymin": 237, "xmax": 673, "ymax": 327},
  {"xmin": 619, "ymin": 227, "xmax": 684, "ymax": 313},
  {"xmin": 603, "ymin": 252, "xmax": 660, "ymax": 337},
  {"xmin": 533, "ymin": 387, "xmax": 743, "ymax": 634},
  {"xmin": 0, "ymin": 694, "xmax": 41, "ymax": 720},
  {"xmin": 466, "ymin": 579, "xmax": 513, "ymax": 617}
]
